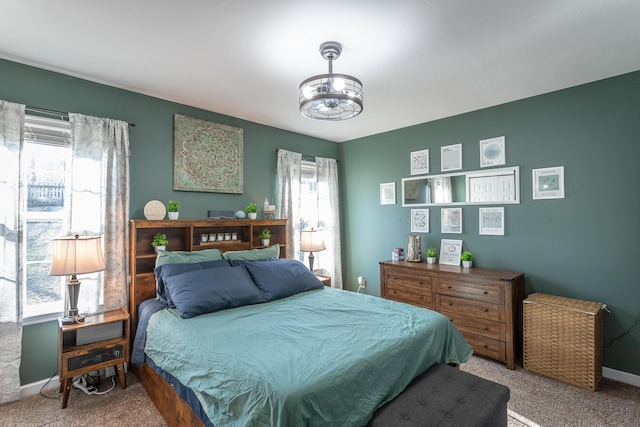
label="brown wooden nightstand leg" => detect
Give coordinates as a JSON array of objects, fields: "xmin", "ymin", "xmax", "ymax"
[
  {"xmin": 117, "ymin": 363, "xmax": 127, "ymax": 389},
  {"xmin": 61, "ymin": 377, "xmax": 73, "ymax": 409}
]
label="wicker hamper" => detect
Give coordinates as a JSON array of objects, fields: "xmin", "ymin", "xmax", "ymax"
[{"xmin": 523, "ymin": 293, "xmax": 604, "ymax": 391}]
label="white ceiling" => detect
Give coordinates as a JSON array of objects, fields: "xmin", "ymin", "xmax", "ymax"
[{"xmin": 1, "ymin": 1, "xmax": 639, "ymax": 143}]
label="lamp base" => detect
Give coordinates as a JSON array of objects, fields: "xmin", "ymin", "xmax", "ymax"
[{"xmin": 61, "ymin": 314, "xmax": 85, "ymax": 325}]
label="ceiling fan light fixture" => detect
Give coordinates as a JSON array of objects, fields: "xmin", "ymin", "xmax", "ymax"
[{"xmin": 299, "ymin": 41, "xmax": 363, "ymax": 121}]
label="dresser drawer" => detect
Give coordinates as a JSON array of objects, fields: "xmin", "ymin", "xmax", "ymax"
[
  {"xmin": 385, "ymin": 284, "xmax": 433, "ymax": 309},
  {"xmin": 438, "ymin": 279, "xmax": 503, "ymax": 304},
  {"xmin": 386, "ymin": 271, "xmax": 432, "ymax": 290},
  {"xmin": 440, "ymin": 309, "xmax": 506, "ymax": 341},
  {"xmin": 437, "ymin": 295, "xmax": 504, "ymax": 322},
  {"xmin": 462, "ymin": 333, "xmax": 506, "ymax": 361}
]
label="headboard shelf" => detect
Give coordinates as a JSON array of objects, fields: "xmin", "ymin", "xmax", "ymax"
[{"xmin": 129, "ymin": 218, "xmax": 287, "ymax": 338}]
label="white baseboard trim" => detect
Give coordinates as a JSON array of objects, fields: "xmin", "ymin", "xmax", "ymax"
[
  {"xmin": 20, "ymin": 376, "xmax": 58, "ymax": 399},
  {"xmin": 603, "ymin": 366, "xmax": 640, "ymax": 388}
]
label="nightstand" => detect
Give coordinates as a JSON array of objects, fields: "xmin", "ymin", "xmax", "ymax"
[
  {"xmin": 58, "ymin": 307, "xmax": 130, "ymax": 408},
  {"xmin": 315, "ymin": 274, "xmax": 331, "ymax": 287}
]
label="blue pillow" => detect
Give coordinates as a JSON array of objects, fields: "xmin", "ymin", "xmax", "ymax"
[
  {"xmin": 154, "ymin": 259, "xmax": 230, "ymax": 307},
  {"xmin": 230, "ymin": 259, "xmax": 323, "ymax": 301},
  {"xmin": 163, "ymin": 265, "xmax": 263, "ymax": 319}
]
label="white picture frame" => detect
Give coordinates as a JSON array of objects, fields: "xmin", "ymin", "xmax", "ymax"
[
  {"xmin": 439, "ymin": 239, "xmax": 463, "ymax": 266},
  {"xmin": 480, "ymin": 136, "xmax": 506, "ymax": 168},
  {"xmin": 380, "ymin": 182, "xmax": 396, "ymax": 205},
  {"xmin": 532, "ymin": 166, "xmax": 565, "ymax": 199},
  {"xmin": 441, "ymin": 208, "xmax": 462, "ymax": 234},
  {"xmin": 441, "ymin": 143, "xmax": 462, "ymax": 172},
  {"xmin": 479, "ymin": 207, "xmax": 505, "ymax": 235},
  {"xmin": 410, "ymin": 149, "xmax": 430, "ymax": 175},
  {"xmin": 410, "ymin": 209, "xmax": 429, "ymax": 233}
]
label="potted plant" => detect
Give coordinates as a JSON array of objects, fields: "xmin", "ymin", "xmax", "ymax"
[
  {"xmin": 151, "ymin": 233, "xmax": 168, "ymax": 253},
  {"xmin": 167, "ymin": 200, "xmax": 180, "ymax": 220},
  {"xmin": 246, "ymin": 202, "xmax": 258, "ymax": 219},
  {"xmin": 426, "ymin": 247, "xmax": 437, "ymax": 264},
  {"xmin": 461, "ymin": 251, "xmax": 473, "ymax": 268},
  {"xmin": 260, "ymin": 228, "xmax": 271, "ymax": 246}
]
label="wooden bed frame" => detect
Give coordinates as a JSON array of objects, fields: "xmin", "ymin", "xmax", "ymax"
[{"xmin": 130, "ymin": 276, "xmax": 206, "ymax": 426}]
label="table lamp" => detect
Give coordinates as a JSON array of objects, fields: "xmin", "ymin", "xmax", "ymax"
[
  {"xmin": 300, "ymin": 228, "xmax": 325, "ymax": 271},
  {"xmin": 50, "ymin": 234, "xmax": 106, "ymax": 324}
]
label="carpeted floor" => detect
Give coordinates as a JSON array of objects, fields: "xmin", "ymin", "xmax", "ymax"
[{"xmin": 1, "ymin": 356, "xmax": 638, "ymax": 426}]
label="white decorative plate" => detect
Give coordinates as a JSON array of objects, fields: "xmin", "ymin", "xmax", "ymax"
[{"xmin": 144, "ymin": 200, "xmax": 166, "ymax": 220}]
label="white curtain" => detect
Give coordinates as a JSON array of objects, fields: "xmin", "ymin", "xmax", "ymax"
[
  {"xmin": 69, "ymin": 114, "xmax": 130, "ymax": 312},
  {"xmin": 0, "ymin": 100, "xmax": 25, "ymax": 404},
  {"xmin": 276, "ymin": 150, "xmax": 343, "ymax": 289},
  {"xmin": 275, "ymin": 149, "xmax": 302, "ymax": 260},
  {"xmin": 316, "ymin": 157, "xmax": 343, "ymax": 289}
]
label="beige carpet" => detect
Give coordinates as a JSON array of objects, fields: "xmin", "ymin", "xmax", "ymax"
[
  {"xmin": 462, "ymin": 355, "xmax": 640, "ymax": 427},
  {"xmin": 2, "ymin": 357, "xmax": 636, "ymax": 426}
]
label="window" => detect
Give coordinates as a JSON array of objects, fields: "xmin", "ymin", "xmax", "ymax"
[
  {"xmin": 298, "ymin": 160, "xmax": 326, "ymax": 270},
  {"xmin": 22, "ymin": 115, "xmax": 71, "ymax": 320}
]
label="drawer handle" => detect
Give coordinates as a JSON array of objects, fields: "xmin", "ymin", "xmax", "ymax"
[
  {"xmin": 419, "ymin": 281, "xmax": 423, "ymax": 285},
  {"xmin": 447, "ymin": 285, "xmax": 452, "ymax": 289},
  {"xmin": 419, "ymin": 296, "xmax": 424, "ymax": 300},
  {"xmin": 484, "ymin": 327, "xmax": 490, "ymax": 331},
  {"xmin": 448, "ymin": 302, "xmax": 453, "ymax": 306},
  {"xmin": 483, "ymin": 291, "xmax": 489, "ymax": 295},
  {"xmin": 483, "ymin": 308, "xmax": 489, "ymax": 312},
  {"xmin": 483, "ymin": 345, "xmax": 489, "ymax": 349},
  {"xmin": 392, "ymin": 276, "xmax": 397, "ymax": 280}
]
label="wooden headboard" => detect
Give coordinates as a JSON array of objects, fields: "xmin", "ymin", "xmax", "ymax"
[{"xmin": 129, "ymin": 218, "xmax": 288, "ymax": 335}]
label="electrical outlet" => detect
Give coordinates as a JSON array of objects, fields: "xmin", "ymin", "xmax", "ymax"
[{"xmin": 357, "ymin": 276, "xmax": 366, "ymax": 288}]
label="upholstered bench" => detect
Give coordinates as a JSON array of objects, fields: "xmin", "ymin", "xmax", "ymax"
[{"xmin": 368, "ymin": 363, "xmax": 510, "ymax": 427}]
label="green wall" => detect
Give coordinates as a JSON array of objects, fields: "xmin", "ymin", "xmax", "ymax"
[
  {"xmin": 3, "ymin": 56, "xmax": 639, "ymax": 382},
  {"xmin": 340, "ymin": 71, "xmax": 640, "ymax": 376},
  {"xmin": 0, "ymin": 58, "xmax": 339, "ymax": 384}
]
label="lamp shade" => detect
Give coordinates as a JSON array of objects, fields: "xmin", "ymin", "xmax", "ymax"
[
  {"xmin": 300, "ymin": 229, "xmax": 326, "ymax": 253},
  {"xmin": 50, "ymin": 235, "xmax": 106, "ymax": 276}
]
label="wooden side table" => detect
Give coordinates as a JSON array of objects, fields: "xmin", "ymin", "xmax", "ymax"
[
  {"xmin": 315, "ymin": 274, "xmax": 331, "ymax": 287},
  {"xmin": 58, "ymin": 307, "xmax": 130, "ymax": 408}
]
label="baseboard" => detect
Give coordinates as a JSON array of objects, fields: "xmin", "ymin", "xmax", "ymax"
[
  {"xmin": 603, "ymin": 366, "xmax": 640, "ymax": 388},
  {"xmin": 20, "ymin": 376, "xmax": 58, "ymax": 398}
]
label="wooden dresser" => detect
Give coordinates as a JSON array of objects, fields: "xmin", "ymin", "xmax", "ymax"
[{"xmin": 380, "ymin": 261, "xmax": 524, "ymax": 369}]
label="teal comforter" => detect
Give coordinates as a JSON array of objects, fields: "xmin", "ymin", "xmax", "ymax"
[{"xmin": 145, "ymin": 287, "xmax": 472, "ymax": 427}]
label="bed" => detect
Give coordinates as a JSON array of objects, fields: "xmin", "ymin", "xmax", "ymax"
[{"xmin": 130, "ymin": 248, "xmax": 473, "ymax": 426}]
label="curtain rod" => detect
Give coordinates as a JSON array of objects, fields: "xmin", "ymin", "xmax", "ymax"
[{"xmin": 25, "ymin": 106, "xmax": 136, "ymax": 127}]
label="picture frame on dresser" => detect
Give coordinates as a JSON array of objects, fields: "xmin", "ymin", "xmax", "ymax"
[{"xmin": 439, "ymin": 239, "xmax": 463, "ymax": 266}]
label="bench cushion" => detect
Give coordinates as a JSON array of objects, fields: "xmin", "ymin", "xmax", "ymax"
[{"xmin": 368, "ymin": 363, "xmax": 510, "ymax": 427}]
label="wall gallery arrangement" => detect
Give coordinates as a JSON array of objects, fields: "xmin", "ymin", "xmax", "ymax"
[{"xmin": 380, "ymin": 136, "xmax": 566, "ymax": 244}]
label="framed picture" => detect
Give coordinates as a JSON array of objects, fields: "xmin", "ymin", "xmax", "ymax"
[
  {"xmin": 410, "ymin": 209, "xmax": 429, "ymax": 233},
  {"xmin": 479, "ymin": 207, "xmax": 505, "ymax": 235},
  {"xmin": 441, "ymin": 143, "xmax": 462, "ymax": 172},
  {"xmin": 173, "ymin": 114, "xmax": 243, "ymax": 193},
  {"xmin": 532, "ymin": 166, "xmax": 565, "ymax": 199},
  {"xmin": 410, "ymin": 149, "xmax": 430, "ymax": 175},
  {"xmin": 441, "ymin": 208, "xmax": 462, "ymax": 234},
  {"xmin": 480, "ymin": 136, "xmax": 506, "ymax": 168},
  {"xmin": 380, "ymin": 182, "xmax": 396, "ymax": 205},
  {"xmin": 439, "ymin": 239, "xmax": 463, "ymax": 266}
]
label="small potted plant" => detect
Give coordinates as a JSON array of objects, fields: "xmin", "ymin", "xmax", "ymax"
[
  {"xmin": 246, "ymin": 202, "xmax": 258, "ymax": 219},
  {"xmin": 167, "ymin": 200, "xmax": 180, "ymax": 220},
  {"xmin": 260, "ymin": 228, "xmax": 271, "ymax": 246},
  {"xmin": 426, "ymin": 247, "xmax": 437, "ymax": 264},
  {"xmin": 151, "ymin": 233, "xmax": 168, "ymax": 253},
  {"xmin": 461, "ymin": 251, "xmax": 473, "ymax": 268}
]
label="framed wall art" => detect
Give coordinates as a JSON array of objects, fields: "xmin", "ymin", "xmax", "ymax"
[
  {"xmin": 479, "ymin": 207, "xmax": 505, "ymax": 235},
  {"xmin": 439, "ymin": 239, "xmax": 463, "ymax": 266},
  {"xmin": 380, "ymin": 182, "xmax": 396, "ymax": 205},
  {"xmin": 410, "ymin": 149, "xmax": 430, "ymax": 175},
  {"xmin": 441, "ymin": 143, "xmax": 462, "ymax": 172},
  {"xmin": 441, "ymin": 208, "xmax": 462, "ymax": 234},
  {"xmin": 173, "ymin": 114, "xmax": 244, "ymax": 194},
  {"xmin": 480, "ymin": 136, "xmax": 505, "ymax": 168},
  {"xmin": 410, "ymin": 209, "xmax": 429, "ymax": 233},
  {"xmin": 532, "ymin": 166, "xmax": 565, "ymax": 199}
]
